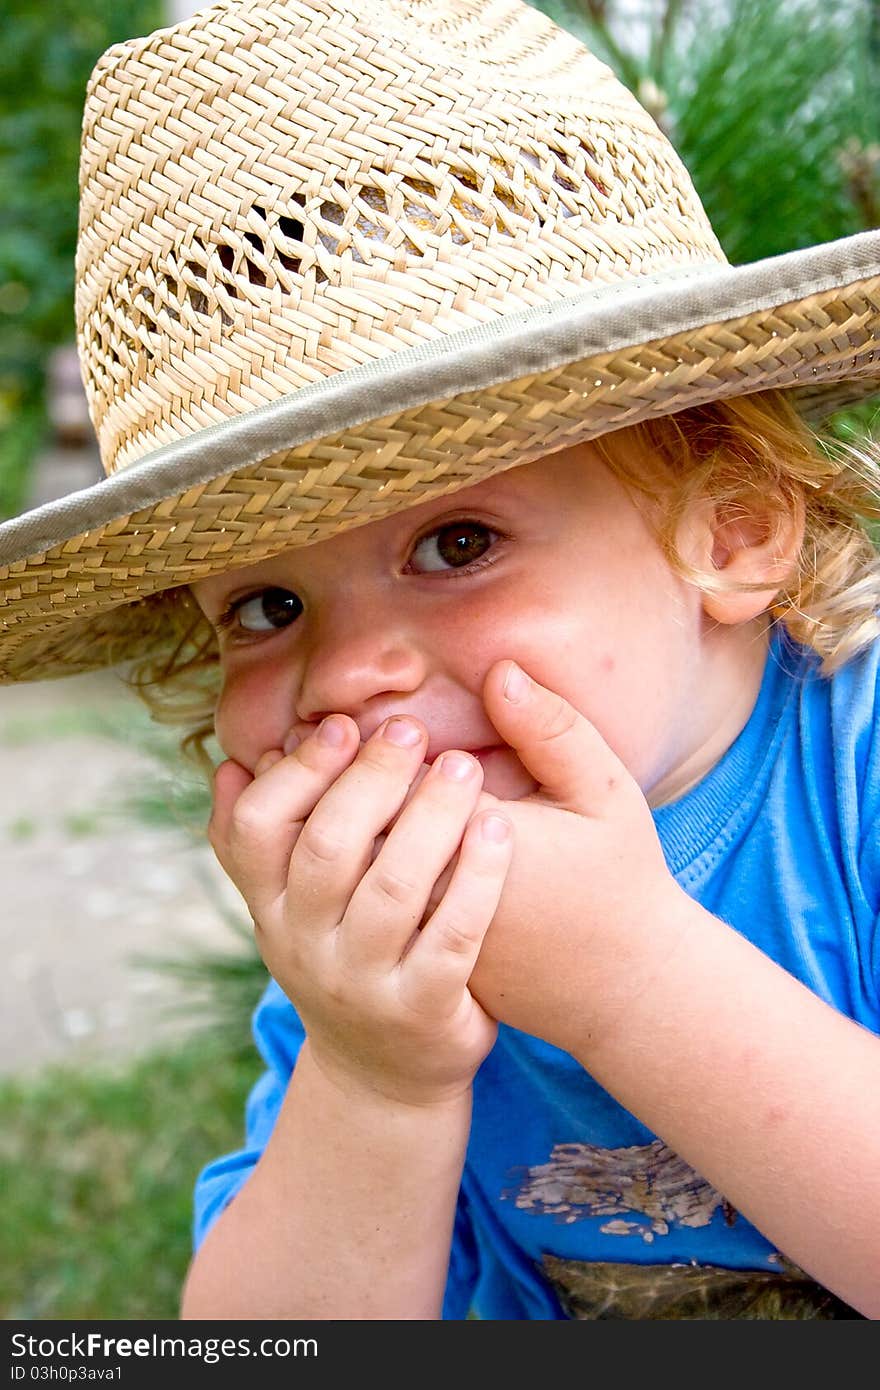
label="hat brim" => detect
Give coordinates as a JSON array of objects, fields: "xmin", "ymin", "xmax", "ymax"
[{"xmin": 1, "ymin": 231, "xmax": 879, "ymax": 683}]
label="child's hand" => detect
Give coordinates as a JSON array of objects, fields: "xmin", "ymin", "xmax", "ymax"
[
  {"xmin": 208, "ymin": 717, "xmax": 514, "ymax": 1107},
  {"xmin": 464, "ymin": 661, "xmax": 691, "ymax": 1056}
]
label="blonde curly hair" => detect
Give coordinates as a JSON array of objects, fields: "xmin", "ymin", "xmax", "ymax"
[{"xmin": 126, "ymin": 387, "xmax": 880, "ymax": 777}]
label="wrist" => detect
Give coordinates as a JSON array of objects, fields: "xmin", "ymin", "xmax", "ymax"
[
  {"xmin": 300, "ymin": 1037, "xmax": 476, "ymax": 1120},
  {"xmin": 472, "ymin": 869, "xmax": 698, "ymax": 1058}
]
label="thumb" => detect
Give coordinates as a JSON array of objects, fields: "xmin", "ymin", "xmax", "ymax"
[{"xmin": 483, "ymin": 660, "xmax": 631, "ymax": 813}]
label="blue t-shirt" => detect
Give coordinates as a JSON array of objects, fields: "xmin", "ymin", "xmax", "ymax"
[{"xmin": 193, "ymin": 630, "xmax": 880, "ymax": 1318}]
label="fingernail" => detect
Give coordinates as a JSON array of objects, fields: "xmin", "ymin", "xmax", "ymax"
[
  {"xmin": 438, "ymin": 751, "xmax": 475, "ymax": 781},
  {"xmin": 503, "ymin": 662, "xmax": 530, "ymax": 703},
  {"xmin": 381, "ymin": 717, "xmax": 422, "ymax": 748},
  {"xmin": 481, "ymin": 814, "xmax": 511, "ymax": 842},
  {"xmin": 282, "ymin": 730, "xmax": 301, "ymax": 756},
  {"xmin": 318, "ymin": 715, "xmax": 347, "ymax": 747}
]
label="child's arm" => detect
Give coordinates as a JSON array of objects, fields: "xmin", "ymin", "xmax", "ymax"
[
  {"xmin": 181, "ymin": 1038, "xmax": 474, "ymax": 1319},
  {"xmin": 467, "ymin": 661, "xmax": 880, "ymax": 1319},
  {"xmin": 180, "ymin": 719, "xmax": 512, "ymax": 1320}
]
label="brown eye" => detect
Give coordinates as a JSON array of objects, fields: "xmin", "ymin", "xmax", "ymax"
[
  {"xmin": 409, "ymin": 521, "xmax": 497, "ymax": 572},
  {"xmin": 233, "ymin": 587, "xmax": 303, "ymax": 632}
]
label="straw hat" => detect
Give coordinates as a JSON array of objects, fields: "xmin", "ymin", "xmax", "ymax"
[{"xmin": 1, "ymin": 0, "xmax": 878, "ymax": 683}]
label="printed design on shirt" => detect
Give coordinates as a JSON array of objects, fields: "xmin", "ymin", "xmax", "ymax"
[
  {"xmin": 504, "ymin": 1137, "xmax": 736, "ymax": 1241},
  {"xmin": 540, "ymin": 1253, "xmax": 862, "ymax": 1320}
]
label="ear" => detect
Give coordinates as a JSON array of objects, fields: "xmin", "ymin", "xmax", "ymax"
[{"xmin": 677, "ymin": 493, "xmax": 805, "ymax": 627}]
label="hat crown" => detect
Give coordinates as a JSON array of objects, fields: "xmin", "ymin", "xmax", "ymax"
[{"xmin": 75, "ymin": 0, "xmax": 724, "ymax": 478}]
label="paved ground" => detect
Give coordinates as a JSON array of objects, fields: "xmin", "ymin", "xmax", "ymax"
[{"xmin": 0, "ymin": 668, "xmax": 248, "ymax": 1077}]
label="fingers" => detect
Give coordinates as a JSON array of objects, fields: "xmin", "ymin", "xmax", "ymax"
[
  {"xmin": 209, "ymin": 758, "xmax": 254, "ymax": 846},
  {"xmin": 210, "ymin": 714, "xmax": 361, "ymax": 911},
  {"xmin": 211, "ymin": 702, "xmax": 508, "ymax": 999},
  {"xmin": 285, "ymin": 716, "xmax": 430, "ymax": 933},
  {"xmin": 482, "ymin": 659, "xmax": 633, "ymax": 813},
  {"xmin": 400, "ymin": 809, "xmax": 514, "ymax": 1014},
  {"xmin": 338, "ymin": 750, "xmax": 487, "ymax": 971}
]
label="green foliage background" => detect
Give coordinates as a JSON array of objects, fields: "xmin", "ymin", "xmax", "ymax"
[
  {"xmin": 546, "ymin": 0, "xmax": 879, "ymax": 261},
  {"xmin": 0, "ymin": 0, "xmax": 163, "ymax": 519}
]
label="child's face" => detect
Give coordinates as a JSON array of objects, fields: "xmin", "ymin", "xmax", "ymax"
[{"xmin": 192, "ymin": 443, "xmax": 760, "ymax": 806}]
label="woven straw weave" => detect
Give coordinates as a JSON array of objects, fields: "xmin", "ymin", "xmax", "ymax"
[
  {"xmin": 77, "ymin": 0, "xmax": 723, "ymax": 478},
  {"xmin": 3, "ymin": 268, "xmax": 878, "ymax": 680}
]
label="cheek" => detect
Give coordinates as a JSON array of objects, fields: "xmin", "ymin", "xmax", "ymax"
[
  {"xmin": 426, "ymin": 589, "xmax": 527, "ymax": 683},
  {"xmin": 477, "ymin": 583, "xmax": 689, "ymax": 780},
  {"xmin": 213, "ymin": 661, "xmax": 293, "ymax": 770}
]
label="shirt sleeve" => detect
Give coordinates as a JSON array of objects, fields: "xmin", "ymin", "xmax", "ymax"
[{"xmin": 192, "ymin": 977, "xmax": 305, "ymax": 1249}]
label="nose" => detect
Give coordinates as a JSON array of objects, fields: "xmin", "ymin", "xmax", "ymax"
[{"xmin": 295, "ymin": 595, "xmax": 429, "ymax": 729}]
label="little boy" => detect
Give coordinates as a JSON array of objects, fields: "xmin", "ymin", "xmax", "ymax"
[
  {"xmin": 177, "ymin": 400, "xmax": 880, "ymax": 1319},
  {"xmin": 0, "ymin": 0, "xmax": 878, "ymax": 1319}
]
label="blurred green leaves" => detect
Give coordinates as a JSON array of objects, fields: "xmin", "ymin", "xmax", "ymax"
[
  {"xmin": 664, "ymin": 0, "xmax": 878, "ymax": 264},
  {"xmin": 0, "ymin": 0, "xmax": 163, "ymax": 517},
  {"xmin": 541, "ymin": 0, "xmax": 879, "ymax": 263}
]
